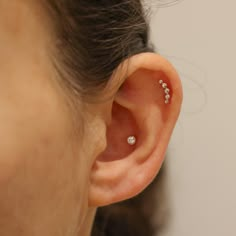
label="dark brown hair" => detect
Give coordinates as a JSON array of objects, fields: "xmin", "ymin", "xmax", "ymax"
[
  {"xmin": 43, "ymin": 0, "xmax": 168, "ymax": 235},
  {"xmin": 44, "ymin": 0, "xmax": 154, "ymax": 100}
]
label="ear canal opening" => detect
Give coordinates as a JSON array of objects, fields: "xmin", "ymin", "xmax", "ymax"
[{"xmin": 97, "ymin": 102, "xmax": 141, "ymax": 163}]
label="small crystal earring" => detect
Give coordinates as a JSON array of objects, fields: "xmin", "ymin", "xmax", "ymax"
[
  {"xmin": 159, "ymin": 80, "xmax": 171, "ymax": 104},
  {"xmin": 127, "ymin": 136, "xmax": 136, "ymax": 145}
]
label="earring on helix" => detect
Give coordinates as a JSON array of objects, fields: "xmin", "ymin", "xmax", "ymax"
[{"xmin": 159, "ymin": 80, "xmax": 171, "ymax": 104}]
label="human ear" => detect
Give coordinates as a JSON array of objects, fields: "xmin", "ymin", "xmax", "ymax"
[{"xmin": 88, "ymin": 52, "xmax": 183, "ymax": 207}]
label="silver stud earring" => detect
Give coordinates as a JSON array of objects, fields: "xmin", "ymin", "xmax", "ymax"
[
  {"xmin": 127, "ymin": 136, "xmax": 136, "ymax": 145},
  {"xmin": 159, "ymin": 80, "xmax": 171, "ymax": 104}
]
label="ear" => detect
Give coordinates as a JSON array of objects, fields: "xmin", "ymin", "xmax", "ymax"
[{"xmin": 88, "ymin": 52, "xmax": 183, "ymax": 207}]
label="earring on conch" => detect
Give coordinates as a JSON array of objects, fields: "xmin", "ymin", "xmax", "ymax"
[
  {"xmin": 159, "ymin": 80, "xmax": 171, "ymax": 104},
  {"xmin": 127, "ymin": 136, "xmax": 136, "ymax": 146}
]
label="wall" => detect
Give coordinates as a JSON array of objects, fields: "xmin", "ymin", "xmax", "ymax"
[{"xmin": 150, "ymin": 0, "xmax": 236, "ymax": 235}]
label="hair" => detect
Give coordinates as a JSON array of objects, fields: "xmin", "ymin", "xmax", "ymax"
[
  {"xmin": 43, "ymin": 0, "xmax": 154, "ymax": 101},
  {"xmin": 43, "ymin": 0, "xmax": 168, "ymax": 235}
]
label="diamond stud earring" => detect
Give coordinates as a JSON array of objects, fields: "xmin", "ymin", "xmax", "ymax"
[
  {"xmin": 127, "ymin": 136, "xmax": 136, "ymax": 145},
  {"xmin": 159, "ymin": 80, "xmax": 171, "ymax": 104}
]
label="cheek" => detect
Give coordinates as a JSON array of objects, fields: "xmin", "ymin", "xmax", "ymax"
[
  {"xmin": 0, "ymin": 103, "xmax": 67, "ymax": 185},
  {"xmin": 0, "ymin": 1, "xmax": 89, "ymax": 233},
  {"xmin": 0, "ymin": 86, "xmax": 88, "ymax": 234}
]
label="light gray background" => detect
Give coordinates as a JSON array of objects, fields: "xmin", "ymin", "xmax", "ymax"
[{"xmin": 149, "ymin": 0, "xmax": 236, "ymax": 235}]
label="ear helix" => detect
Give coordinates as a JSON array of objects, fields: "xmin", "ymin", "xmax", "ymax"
[{"xmin": 127, "ymin": 80, "xmax": 171, "ymax": 146}]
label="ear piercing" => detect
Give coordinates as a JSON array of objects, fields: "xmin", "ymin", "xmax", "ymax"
[
  {"xmin": 127, "ymin": 136, "xmax": 136, "ymax": 145},
  {"xmin": 127, "ymin": 80, "xmax": 170, "ymax": 146},
  {"xmin": 159, "ymin": 80, "xmax": 171, "ymax": 104}
]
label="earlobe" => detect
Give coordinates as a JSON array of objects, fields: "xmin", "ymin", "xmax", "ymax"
[{"xmin": 88, "ymin": 53, "xmax": 183, "ymax": 207}]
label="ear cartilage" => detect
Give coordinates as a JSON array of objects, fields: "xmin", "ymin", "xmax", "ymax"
[
  {"xmin": 127, "ymin": 136, "xmax": 136, "ymax": 146},
  {"xmin": 159, "ymin": 80, "xmax": 171, "ymax": 104}
]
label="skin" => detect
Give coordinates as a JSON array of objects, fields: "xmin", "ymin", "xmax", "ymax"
[
  {"xmin": 0, "ymin": 1, "xmax": 101, "ymax": 235},
  {"xmin": 0, "ymin": 1, "xmax": 183, "ymax": 236}
]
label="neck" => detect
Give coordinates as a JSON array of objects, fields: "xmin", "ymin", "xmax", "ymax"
[{"xmin": 77, "ymin": 208, "xmax": 97, "ymax": 236}]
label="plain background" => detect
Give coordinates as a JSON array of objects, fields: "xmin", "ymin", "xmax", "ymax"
[{"xmin": 149, "ymin": 0, "xmax": 236, "ymax": 235}]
